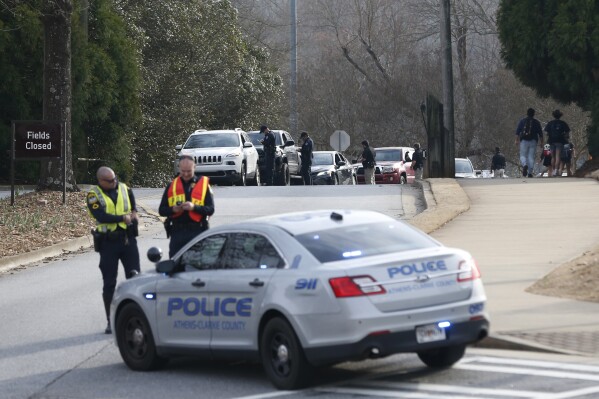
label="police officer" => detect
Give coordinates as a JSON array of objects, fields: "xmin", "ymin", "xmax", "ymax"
[
  {"xmin": 159, "ymin": 155, "xmax": 215, "ymax": 258},
  {"xmin": 359, "ymin": 140, "xmax": 376, "ymax": 184},
  {"xmin": 299, "ymin": 131, "xmax": 313, "ymax": 185},
  {"xmin": 87, "ymin": 166, "xmax": 140, "ymax": 334},
  {"xmin": 260, "ymin": 125, "xmax": 276, "ymax": 186},
  {"xmin": 411, "ymin": 143, "xmax": 425, "ymax": 181}
]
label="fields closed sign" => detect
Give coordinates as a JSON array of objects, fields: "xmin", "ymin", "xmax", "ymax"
[{"xmin": 14, "ymin": 121, "xmax": 62, "ymax": 159}]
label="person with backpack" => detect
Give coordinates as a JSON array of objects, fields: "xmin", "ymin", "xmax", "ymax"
[
  {"xmin": 411, "ymin": 143, "xmax": 425, "ymax": 181},
  {"xmin": 560, "ymin": 141, "xmax": 575, "ymax": 177},
  {"xmin": 491, "ymin": 147, "xmax": 506, "ymax": 178},
  {"xmin": 544, "ymin": 109, "xmax": 571, "ymax": 177},
  {"xmin": 515, "ymin": 108, "xmax": 543, "ymax": 178}
]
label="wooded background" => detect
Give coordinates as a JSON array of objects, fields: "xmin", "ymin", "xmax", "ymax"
[{"xmin": 0, "ymin": 0, "xmax": 594, "ymax": 187}]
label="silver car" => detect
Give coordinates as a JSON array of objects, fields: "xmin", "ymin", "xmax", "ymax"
[{"xmin": 111, "ymin": 210, "xmax": 489, "ymax": 390}]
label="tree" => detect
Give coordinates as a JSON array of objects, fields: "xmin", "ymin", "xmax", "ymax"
[
  {"xmin": 497, "ymin": 0, "xmax": 599, "ymax": 156},
  {"xmin": 39, "ymin": 1, "xmax": 75, "ymax": 190},
  {"xmin": 0, "ymin": 0, "xmax": 141, "ymax": 187},
  {"xmin": 117, "ymin": 0, "xmax": 283, "ymax": 186}
]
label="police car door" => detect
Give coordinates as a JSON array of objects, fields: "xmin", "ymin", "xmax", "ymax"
[
  {"xmin": 209, "ymin": 232, "xmax": 282, "ymax": 351},
  {"xmin": 155, "ymin": 234, "xmax": 227, "ymax": 349}
]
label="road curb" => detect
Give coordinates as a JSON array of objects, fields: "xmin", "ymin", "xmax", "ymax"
[
  {"xmin": 408, "ymin": 178, "xmax": 470, "ymax": 234},
  {"xmin": 0, "ymin": 235, "xmax": 92, "ymax": 273}
]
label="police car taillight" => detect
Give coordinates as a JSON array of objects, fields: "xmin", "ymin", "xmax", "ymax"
[
  {"xmin": 457, "ymin": 258, "xmax": 481, "ymax": 282},
  {"xmin": 329, "ymin": 275, "xmax": 386, "ymax": 297}
]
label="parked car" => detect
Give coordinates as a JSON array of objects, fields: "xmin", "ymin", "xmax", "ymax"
[
  {"xmin": 112, "ymin": 209, "xmax": 489, "ymax": 390},
  {"xmin": 310, "ymin": 151, "xmax": 356, "ymax": 185},
  {"xmin": 355, "ymin": 146, "xmax": 415, "ymax": 184},
  {"xmin": 175, "ymin": 129, "xmax": 260, "ymax": 186},
  {"xmin": 247, "ymin": 130, "xmax": 302, "ymax": 185},
  {"xmin": 455, "ymin": 158, "xmax": 477, "ymax": 179}
]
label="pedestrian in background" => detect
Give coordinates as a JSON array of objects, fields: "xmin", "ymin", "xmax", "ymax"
[
  {"xmin": 87, "ymin": 166, "xmax": 140, "ymax": 334},
  {"xmin": 491, "ymin": 147, "xmax": 506, "ymax": 178},
  {"xmin": 515, "ymin": 108, "xmax": 543, "ymax": 177},
  {"xmin": 260, "ymin": 125, "xmax": 276, "ymax": 186},
  {"xmin": 411, "ymin": 143, "xmax": 425, "ymax": 181},
  {"xmin": 299, "ymin": 131, "xmax": 313, "ymax": 185},
  {"xmin": 560, "ymin": 141, "xmax": 575, "ymax": 177},
  {"xmin": 544, "ymin": 109, "xmax": 570, "ymax": 177},
  {"xmin": 539, "ymin": 144, "xmax": 552, "ymax": 177},
  {"xmin": 360, "ymin": 140, "xmax": 376, "ymax": 184},
  {"xmin": 159, "ymin": 155, "xmax": 215, "ymax": 258}
]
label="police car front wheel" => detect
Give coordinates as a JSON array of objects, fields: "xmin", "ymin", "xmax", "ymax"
[
  {"xmin": 260, "ymin": 317, "xmax": 313, "ymax": 390},
  {"xmin": 116, "ymin": 303, "xmax": 168, "ymax": 371}
]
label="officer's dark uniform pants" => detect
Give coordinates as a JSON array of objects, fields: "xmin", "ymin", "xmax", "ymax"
[
  {"xmin": 169, "ymin": 226, "xmax": 207, "ymax": 258},
  {"xmin": 301, "ymin": 161, "xmax": 312, "ymax": 185},
  {"xmin": 264, "ymin": 154, "xmax": 275, "ymax": 186},
  {"xmin": 99, "ymin": 234, "xmax": 140, "ymax": 321}
]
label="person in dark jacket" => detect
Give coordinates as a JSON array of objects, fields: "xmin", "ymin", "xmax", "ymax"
[
  {"xmin": 359, "ymin": 140, "xmax": 376, "ymax": 184},
  {"xmin": 491, "ymin": 147, "xmax": 506, "ymax": 178},
  {"xmin": 515, "ymin": 108, "xmax": 543, "ymax": 177},
  {"xmin": 411, "ymin": 143, "xmax": 425, "ymax": 181},
  {"xmin": 159, "ymin": 155, "xmax": 215, "ymax": 258},
  {"xmin": 260, "ymin": 125, "xmax": 276, "ymax": 186},
  {"xmin": 299, "ymin": 131, "xmax": 313, "ymax": 185}
]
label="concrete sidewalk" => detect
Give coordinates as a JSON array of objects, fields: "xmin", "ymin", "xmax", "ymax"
[{"xmin": 418, "ymin": 177, "xmax": 599, "ymax": 357}]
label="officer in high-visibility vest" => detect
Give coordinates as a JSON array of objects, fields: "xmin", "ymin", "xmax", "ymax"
[
  {"xmin": 159, "ymin": 155, "xmax": 215, "ymax": 257},
  {"xmin": 87, "ymin": 166, "xmax": 140, "ymax": 334}
]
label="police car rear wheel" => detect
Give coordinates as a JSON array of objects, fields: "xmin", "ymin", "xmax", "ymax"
[
  {"xmin": 260, "ymin": 317, "xmax": 312, "ymax": 390},
  {"xmin": 417, "ymin": 344, "xmax": 465, "ymax": 368},
  {"xmin": 116, "ymin": 303, "xmax": 167, "ymax": 371}
]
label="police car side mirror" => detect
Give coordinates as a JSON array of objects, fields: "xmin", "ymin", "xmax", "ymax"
[
  {"xmin": 156, "ymin": 259, "xmax": 176, "ymax": 274},
  {"xmin": 284, "ymin": 140, "xmax": 295, "ymax": 147},
  {"xmin": 175, "ymin": 144, "xmax": 182, "ymax": 151},
  {"xmin": 243, "ymin": 142, "xmax": 253, "ymax": 148}
]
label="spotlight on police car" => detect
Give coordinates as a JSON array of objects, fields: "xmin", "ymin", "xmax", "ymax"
[{"xmin": 147, "ymin": 247, "xmax": 163, "ymax": 263}]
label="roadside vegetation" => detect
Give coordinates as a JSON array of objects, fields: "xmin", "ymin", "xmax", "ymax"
[{"xmin": 0, "ymin": 191, "xmax": 93, "ymax": 258}]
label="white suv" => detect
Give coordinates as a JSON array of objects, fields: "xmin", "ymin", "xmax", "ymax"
[{"xmin": 174, "ymin": 129, "xmax": 260, "ymax": 186}]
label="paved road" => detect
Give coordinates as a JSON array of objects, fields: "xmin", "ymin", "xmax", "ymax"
[{"xmin": 3, "ymin": 180, "xmax": 599, "ymax": 399}]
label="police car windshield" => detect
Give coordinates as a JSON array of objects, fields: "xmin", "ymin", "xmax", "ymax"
[
  {"xmin": 295, "ymin": 222, "xmax": 436, "ymax": 263},
  {"xmin": 184, "ymin": 133, "xmax": 240, "ymax": 148},
  {"xmin": 247, "ymin": 132, "xmax": 283, "ymax": 146}
]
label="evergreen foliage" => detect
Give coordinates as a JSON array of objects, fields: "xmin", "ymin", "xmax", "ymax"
[
  {"xmin": 497, "ymin": 0, "xmax": 599, "ymax": 156},
  {"xmin": 117, "ymin": 0, "xmax": 282, "ymax": 186}
]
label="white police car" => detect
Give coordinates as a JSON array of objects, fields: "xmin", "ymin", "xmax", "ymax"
[{"xmin": 111, "ymin": 210, "xmax": 489, "ymax": 390}]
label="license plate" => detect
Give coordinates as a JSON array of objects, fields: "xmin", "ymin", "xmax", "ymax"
[{"xmin": 415, "ymin": 324, "xmax": 447, "ymax": 343}]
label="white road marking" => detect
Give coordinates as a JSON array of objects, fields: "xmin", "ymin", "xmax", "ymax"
[
  {"xmin": 229, "ymin": 391, "xmax": 296, "ymax": 399},
  {"xmin": 468, "ymin": 356, "xmax": 599, "ymax": 373},
  {"xmin": 455, "ymin": 363, "xmax": 599, "ymax": 382},
  {"xmin": 355, "ymin": 380, "xmax": 540, "ymax": 398}
]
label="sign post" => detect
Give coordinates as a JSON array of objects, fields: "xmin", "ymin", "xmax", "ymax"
[
  {"xmin": 11, "ymin": 121, "xmax": 64, "ymax": 205},
  {"xmin": 329, "ymin": 130, "xmax": 350, "ymax": 152}
]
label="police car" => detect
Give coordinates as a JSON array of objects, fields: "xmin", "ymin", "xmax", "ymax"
[{"xmin": 111, "ymin": 210, "xmax": 489, "ymax": 390}]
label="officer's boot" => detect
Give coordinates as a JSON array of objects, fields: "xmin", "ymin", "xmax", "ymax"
[{"xmin": 103, "ymin": 294, "xmax": 112, "ymax": 334}]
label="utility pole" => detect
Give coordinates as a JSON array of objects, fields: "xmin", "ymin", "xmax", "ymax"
[
  {"xmin": 440, "ymin": 0, "xmax": 455, "ymax": 177},
  {"xmin": 289, "ymin": 0, "xmax": 298, "ymax": 137}
]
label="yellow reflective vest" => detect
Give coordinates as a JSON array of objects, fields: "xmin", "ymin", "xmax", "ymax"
[{"xmin": 88, "ymin": 183, "xmax": 131, "ymax": 232}]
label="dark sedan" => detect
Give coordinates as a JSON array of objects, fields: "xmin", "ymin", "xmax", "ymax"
[{"xmin": 310, "ymin": 151, "xmax": 356, "ymax": 185}]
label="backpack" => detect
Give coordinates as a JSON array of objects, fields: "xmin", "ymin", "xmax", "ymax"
[
  {"xmin": 548, "ymin": 120, "xmax": 567, "ymax": 143},
  {"xmin": 562, "ymin": 143, "xmax": 572, "ymax": 159},
  {"xmin": 520, "ymin": 118, "xmax": 534, "ymax": 141}
]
